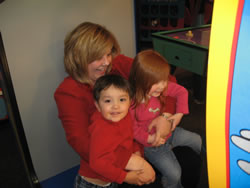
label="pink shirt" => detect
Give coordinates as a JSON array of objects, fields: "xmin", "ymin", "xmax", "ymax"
[{"xmin": 130, "ymin": 81, "xmax": 189, "ymax": 147}]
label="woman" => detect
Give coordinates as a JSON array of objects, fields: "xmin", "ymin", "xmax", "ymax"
[{"xmin": 54, "ymin": 22, "xmax": 174, "ymax": 187}]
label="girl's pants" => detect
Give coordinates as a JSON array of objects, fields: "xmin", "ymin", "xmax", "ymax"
[{"xmin": 144, "ymin": 127, "xmax": 202, "ymax": 188}]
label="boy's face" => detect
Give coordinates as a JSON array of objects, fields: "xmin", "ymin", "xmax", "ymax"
[{"xmin": 95, "ymin": 85, "xmax": 131, "ymax": 122}]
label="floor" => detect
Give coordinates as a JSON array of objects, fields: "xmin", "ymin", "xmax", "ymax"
[
  {"xmin": 0, "ymin": 71, "xmax": 208, "ymax": 188},
  {"xmin": 0, "ymin": 119, "xmax": 31, "ymax": 188}
]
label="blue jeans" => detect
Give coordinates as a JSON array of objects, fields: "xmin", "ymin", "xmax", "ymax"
[
  {"xmin": 74, "ymin": 174, "xmax": 119, "ymax": 188},
  {"xmin": 144, "ymin": 127, "xmax": 202, "ymax": 188}
]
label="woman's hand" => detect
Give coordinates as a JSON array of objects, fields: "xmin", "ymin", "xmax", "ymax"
[
  {"xmin": 148, "ymin": 134, "xmax": 166, "ymax": 146},
  {"xmin": 124, "ymin": 158, "xmax": 155, "ymax": 185},
  {"xmin": 124, "ymin": 170, "xmax": 144, "ymax": 186},
  {"xmin": 148, "ymin": 113, "xmax": 172, "ymax": 147},
  {"xmin": 125, "ymin": 154, "xmax": 144, "ymax": 171},
  {"xmin": 137, "ymin": 160, "xmax": 156, "ymax": 184}
]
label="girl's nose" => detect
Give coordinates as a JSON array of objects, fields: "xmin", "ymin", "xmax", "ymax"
[{"xmin": 161, "ymin": 81, "xmax": 167, "ymax": 88}]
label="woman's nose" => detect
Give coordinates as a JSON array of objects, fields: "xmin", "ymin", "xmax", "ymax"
[{"xmin": 102, "ymin": 55, "xmax": 111, "ymax": 66}]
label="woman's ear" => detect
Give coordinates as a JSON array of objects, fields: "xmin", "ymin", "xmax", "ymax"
[{"xmin": 94, "ymin": 101, "xmax": 101, "ymax": 112}]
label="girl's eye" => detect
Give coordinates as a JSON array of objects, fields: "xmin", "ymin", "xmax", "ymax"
[{"xmin": 104, "ymin": 99, "xmax": 111, "ymax": 103}]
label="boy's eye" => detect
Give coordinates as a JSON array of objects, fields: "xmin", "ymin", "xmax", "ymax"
[
  {"xmin": 120, "ymin": 98, "xmax": 127, "ymax": 102},
  {"xmin": 104, "ymin": 99, "xmax": 111, "ymax": 103}
]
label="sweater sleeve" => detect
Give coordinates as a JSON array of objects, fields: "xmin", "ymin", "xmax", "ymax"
[
  {"xmin": 89, "ymin": 122, "xmax": 127, "ymax": 184},
  {"xmin": 129, "ymin": 107, "xmax": 151, "ymax": 147},
  {"xmin": 132, "ymin": 140, "xmax": 144, "ymax": 156},
  {"xmin": 54, "ymin": 84, "xmax": 92, "ymax": 161},
  {"xmin": 164, "ymin": 81, "xmax": 189, "ymax": 114}
]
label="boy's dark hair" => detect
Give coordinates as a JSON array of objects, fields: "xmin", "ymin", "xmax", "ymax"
[{"xmin": 93, "ymin": 74, "xmax": 132, "ymax": 102}]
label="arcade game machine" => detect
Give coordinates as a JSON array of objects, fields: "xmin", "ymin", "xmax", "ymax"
[{"xmin": 207, "ymin": 0, "xmax": 249, "ymax": 187}]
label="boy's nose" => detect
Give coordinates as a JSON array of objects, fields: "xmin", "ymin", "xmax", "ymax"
[{"xmin": 112, "ymin": 102, "xmax": 119, "ymax": 109}]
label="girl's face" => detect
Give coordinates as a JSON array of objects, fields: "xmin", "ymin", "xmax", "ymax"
[
  {"xmin": 95, "ymin": 85, "xmax": 131, "ymax": 122},
  {"xmin": 88, "ymin": 50, "xmax": 112, "ymax": 84},
  {"xmin": 148, "ymin": 80, "xmax": 168, "ymax": 97}
]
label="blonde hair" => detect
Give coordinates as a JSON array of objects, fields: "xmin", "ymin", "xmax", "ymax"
[
  {"xmin": 129, "ymin": 49, "xmax": 170, "ymax": 110},
  {"xmin": 64, "ymin": 22, "xmax": 120, "ymax": 84}
]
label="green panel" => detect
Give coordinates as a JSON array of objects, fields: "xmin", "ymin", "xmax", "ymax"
[{"xmin": 152, "ymin": 37, "xmax": 208, "ymax": 76}]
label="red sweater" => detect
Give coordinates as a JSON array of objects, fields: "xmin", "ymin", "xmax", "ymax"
[
  {"xmin": 54, "ymin": 54, "xmax": 176, "ymax": 182},
  {"xmin": 89, "ymin": 111, "xmax": 135, "ymax": 183}
]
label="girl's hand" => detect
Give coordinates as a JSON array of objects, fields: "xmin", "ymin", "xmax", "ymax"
[{"xmin": 167, "ymin": 113, "xmax": 183, "ymax": 131}]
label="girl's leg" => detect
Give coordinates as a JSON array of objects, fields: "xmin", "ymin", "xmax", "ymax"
[
  {"xmin": 170, "ymin": 127, "xmax": 202, "ymax": 154},
  {"xmin": 144, "ymin": 144, "xmax": 183, "ymax": 188}
]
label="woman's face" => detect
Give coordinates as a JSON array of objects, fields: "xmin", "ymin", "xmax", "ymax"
[{"xmin": 88, "ymin": 50, "xmax": 112, "ymax": 84}]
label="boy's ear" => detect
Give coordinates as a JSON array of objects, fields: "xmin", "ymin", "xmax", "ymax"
[{"xmin": 94, "ymin": 101, "xmax": 101, "ymax": 112}]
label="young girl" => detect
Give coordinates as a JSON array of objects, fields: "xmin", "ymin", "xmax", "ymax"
[{"xmin": 129, "ymin": 49, "xmax": 202, "ymax": 188}]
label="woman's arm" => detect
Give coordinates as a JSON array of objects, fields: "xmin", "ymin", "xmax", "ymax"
[
  {"xmin": 148, "ymin": 115, "xmax": 172, "ymax": 147},
  {"xmin": 125, "ymin": 154, "xmax": 155, "ymax": 185},
  {"xmin": 125, "ymin": 153, "xmax": 144, "ymax": 171},
  {"xmin": 54, "ymin": 86, "xmax": 92, "ymax": 161}
]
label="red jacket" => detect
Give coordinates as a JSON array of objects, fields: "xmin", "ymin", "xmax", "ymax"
[{"xmin": 54, "ymin": 54, "xmax": 176, "ymax": 182}]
